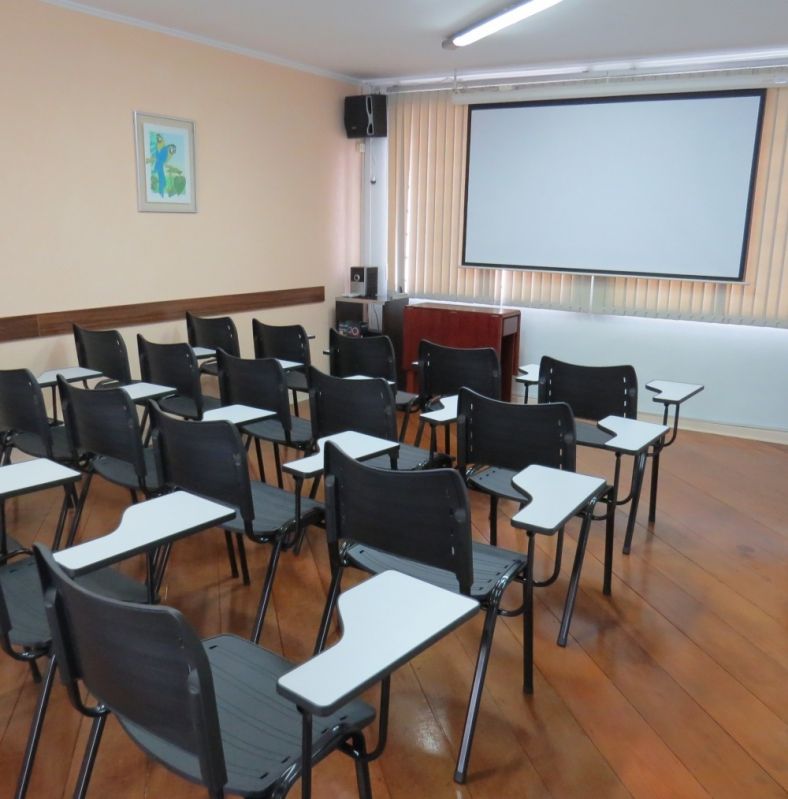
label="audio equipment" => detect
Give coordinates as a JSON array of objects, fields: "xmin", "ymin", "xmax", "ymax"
[
  {"xmin": 344, "ymin": 95, "xmax": 387, "ymax": 138},
  {"xmin": 349, "ymin": 266, "xmax": 379, "ymax": 299}
]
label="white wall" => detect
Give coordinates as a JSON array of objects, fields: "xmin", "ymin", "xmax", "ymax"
[
  {"xmin": 517, "ymin": 308, "xmax": 788, "ymax": 435},
  {"xmin": 359, "ymin": 136, "xmax": 389, "ymax": 297},
  {"xmin": 0, "ymin": 1, "xmax": 360, "ymax": 374}
]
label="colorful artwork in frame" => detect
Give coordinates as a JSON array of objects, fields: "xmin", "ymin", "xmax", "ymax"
[{"xmin": 134, "ymin": 112, "xmax": 196, "ymax": 212}]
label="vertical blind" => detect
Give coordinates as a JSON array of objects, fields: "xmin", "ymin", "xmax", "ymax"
[{"xmin": 387, "ymin": 89, "xmax": 788, "ymax": 326}]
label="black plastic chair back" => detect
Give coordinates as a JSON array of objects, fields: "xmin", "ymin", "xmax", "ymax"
[
  {"xmin": 72, "ymin": 324, "xmax": 132, "ymax": 385},
  {"xmin": 328, "ymin": 328, "xmax": 398, "ymax": 383},
  {"xmin": 33, "ymin": 545, "xmax": 228, "ymax": 794},
  {"xmin": 419, "ymin": 340, "xmax": 501, "ymax": 400},
  {"xmin": 215, "ymin": 350, "xmax": 292, "ymax": 433},
  {"xmin": 324, "ymin": 442, "xmax": 473, "ymax": 594},
  {"xmin": 186, "ymin": 312, "xmax": 240, "ymax": 358},
  {"xmin": 137, "ymin": 336, "xmax": 204, "ymax": 416},
  {"xmin": 538, "ymin": 355, "xmax": 638, "ymax": 421},
  {"xmin": 150, "ymin": 403, "xmax": 254, "ymax": 526},
  {"xmin": 58, "ymin": 377, "xmax": 146, "ymax": 482},
  {"xmin": 0, "ymin": 369, "xmax": 55, "ymax": 458},
  {"xmin": 308, "ymin": 367, "xmax": 397, "ymax": 441},
  {"xmin": 252, "ymin": 320, "xmax": 311, "ymax": 367},
  {"xmin": 457, "ymin": 388, "xmax": 576, "ymax": 473}
]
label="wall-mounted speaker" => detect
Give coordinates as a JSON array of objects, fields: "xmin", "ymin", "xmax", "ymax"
[{"xmin": 344, "ymin": 95, "xmax": 387, "ymax": 138}]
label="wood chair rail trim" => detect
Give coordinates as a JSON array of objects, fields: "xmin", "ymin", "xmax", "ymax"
[{"xmin": 0, "ymin": 286, "xmax": 325, "ymax": 343}]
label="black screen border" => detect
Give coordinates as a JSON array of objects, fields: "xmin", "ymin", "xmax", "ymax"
[{"xmin": 461, "ymin": 88, "xmax": 767, "ymax": 283}]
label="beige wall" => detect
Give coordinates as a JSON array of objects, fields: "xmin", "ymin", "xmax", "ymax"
[{"xmin": 0, "ymin": 0, "xmax": 361, "ymax": 374}]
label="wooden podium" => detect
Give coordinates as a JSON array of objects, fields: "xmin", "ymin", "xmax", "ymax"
[{"xmin": 402, "ymin": 303, "xmax": 521, "ymax": 401}]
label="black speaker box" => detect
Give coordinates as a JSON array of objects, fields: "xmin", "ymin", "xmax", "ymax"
[{"xmin": 344, "ymin": 95, "xmax": 387, "ymax": 138}]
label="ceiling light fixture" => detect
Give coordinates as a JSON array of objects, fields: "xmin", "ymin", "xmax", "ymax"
[{"xmin": 444, "ymin": 0, "xmax": 564, "ymax": 49}]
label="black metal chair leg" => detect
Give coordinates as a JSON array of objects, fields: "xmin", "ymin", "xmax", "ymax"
[
  {"xmin": 152, "ymin": 542, "xmax": 173, "ymax": 596},
  {"xmin": 649, "ymin": 445, "xmax": 661, "ymax": 524},
  {"xmin": 27, "ymin": 659, "xmax": 41, "ymax": 683},
  {"xmin": 622, "ymin": 451, "xmax": 648, "ymax": 555},
  {"xmin": 254, "ymin": 438, "xmax": 267, "ymax": 484},
  {"xmin": 489, "ymin": 496, "xmax": 498, "ymax": 546},
  {"xmin": 299, "ymin": 707, "xmax": 312, "ymax": 799},
  {"xmin": 236, "ymin": 533, "xmax": 250, "ymax": 585},
  {"xmin": 14, "ymin": 656, "xmax": 57, "ymax": 799},
  {"xmin": 273, "ymin": 443, "xmax": 283, "ymax": 489},
  {"xmin": 557, "ymin": 510, "xmax": 594, "ymax": 647},
  {"xmin": 138, "ymin": 405, "xmax": 150, "ymax": 442},
  {"xmin": 73, "ymin": 713, "xmax": 107, "ymax": 799},
  {"xmin": 292, "ymin": 389, "xmax": 300, "ymax": 417},
  {"xmin": 66, "ymin": 473, "xmax": 93, "ymax": 549},
  {"xmin": 314, "ymin": 565, "xmax": 343, "ymax": 655},
  {"xmin": 398, "ymin": 408, "xmax": 410, "ymax": 442},
  {"xmin": 414, "ymin": 418, "xmax": 425, "ymax": 448},
  {"xmin": 224, "ymin": 530, "xmax": 239, "ymax": 578},
  {"xmin": 292, "ymin": 477, "xmax": 306, "ymax": 555},
  {"xmin": 51, "ymin": 489, "xmax": 72, "ymax": 551},
  {"xmin": 250, "ymin": 535, "xmax": 285, "ymax": 644},
  {"xmin": 454, "ymin": 604, "xmax": 500, "ymax": 784},
  {"xmin": 524, "ymin": 534, "xmax": 535, "ymax": 694},
  {"xmin": 0, "ymin": 499, "xmax": 6, "ymax": 556},
  {"xmin": 603, "ymin": 498, "xmax": 614, "ymax": 595},
  {"xmin": 352, "ymin": 732, "xmax": 373, "ymax": 799}
]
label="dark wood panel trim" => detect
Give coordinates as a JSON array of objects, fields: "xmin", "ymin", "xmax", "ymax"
[
  {"xmin": 0, "ymin": 315, "xmax": 40, "ymax": 343},
  {"xmin": 0, "ymin": 287, "xmax": 325, "ymax": 343}
]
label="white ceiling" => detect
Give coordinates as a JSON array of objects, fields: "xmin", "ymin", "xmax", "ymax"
[{"xmin": 48, "ymin": 0, "xmax": 788, "ymax": 83}]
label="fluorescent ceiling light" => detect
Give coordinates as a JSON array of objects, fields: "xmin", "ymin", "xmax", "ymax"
[
  {"xmin": 445, "ymin": 0, "xmax": 564, "ymax": 49},
  {"xmin": 461, "ymin": 64, "xmax": 587, "ymax": 80},
  {"xmin": 637, "ymin": 48, "xmax": 788, "ymax": 69}
]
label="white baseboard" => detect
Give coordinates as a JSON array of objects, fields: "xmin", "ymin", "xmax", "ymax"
[{"xmin": 510, "ymin": 384, "xmax": 788, "ymax": 445}]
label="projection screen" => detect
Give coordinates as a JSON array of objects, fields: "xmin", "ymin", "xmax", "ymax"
[{"xmin": 462, "ymin": 90, "xmax": 765, "ymax": 281}]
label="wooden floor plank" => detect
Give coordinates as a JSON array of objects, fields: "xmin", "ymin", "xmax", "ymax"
[{"xmin": 0, "ymin": 426, "xmax": 785, "ymax": 798}]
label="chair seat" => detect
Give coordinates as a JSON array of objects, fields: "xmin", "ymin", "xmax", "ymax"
[
  {"xmin": 222, "ymin": 482, "xmax": 323, "ymax": 540},
  {"xmin": 285, "ymin": 371, "xmax": 309, "ymax": 393},
  {"xmin": 120, "ymin": 633, "xmax": 374, "ymax": 798},
  {"xmin": 158, "ymin": 394, "xmax": 222, "ymax": 420},
  {"xmin": 575, "ymin": 420, "xmax": 614, "ymax": 449},
  {"xmin": 242, "ymin": 415, "xmax": 313, "ymax": 448},
  {"xmin": 199, "ymin": 360, "xmax": 219, "ymax": 377},
  {"xmin": 364, "ymin": 443, "xmax": 451, "ymax": 471},
  {"xmin": 344, "ymin": 540, "xmax": 526, "ymax": 600},
  {"xmin": 1, "ymin": 556, "xmax": 147, "ymax": 650},
  {"xmin": 92, "ymin": 447, "xmax": 164, "ymax": 493},
  {"xmin": 0, "ymin": 558, "xmax": 51, "ymax": 649},
  {"xmin": 2, "ymin": 535, "xmax": 23, "ymax": 554},
  {"xmin": 11, "ymin": 425, "xmax": 73, "ymax": 462},
  {"xmin": 467, "ymin": 466, "xmax": 528, "ymax": 504}
]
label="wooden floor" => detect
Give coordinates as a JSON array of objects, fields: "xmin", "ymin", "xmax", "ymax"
[{"xmin": 1, "ymin": 420, "xmax": 787, "ymax": 798}]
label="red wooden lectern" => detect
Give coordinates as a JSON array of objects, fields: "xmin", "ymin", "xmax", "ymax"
[{"xmin": 402, "ymin": 303, "xmax": 521, "ymax": 401}]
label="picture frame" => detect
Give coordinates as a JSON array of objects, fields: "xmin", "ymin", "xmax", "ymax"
[{"xmin": 134, "ymin": 111, "xmax": 197, "ymax": 212}]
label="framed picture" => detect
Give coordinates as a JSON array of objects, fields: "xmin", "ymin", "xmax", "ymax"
[{"xmin": 134, "ymin": 112, "xmax": 197, "ymax": 212}]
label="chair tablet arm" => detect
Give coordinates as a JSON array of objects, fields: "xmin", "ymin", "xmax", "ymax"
[
  {"xmin": 516, "ymin": 363, "xmax": 540, "ymax": 383},
  {"xmin": 511, "ymin": 465, "xmax": 607, "ymax": 535},
  {"xmin": 597, "ymin": 416, "xmax": 669, "ymax": 454},
  {"xmin": 0, "ymin": 459, "xmax": 80, "ymax": 500},
  {"xmin": 277, "ymin": 571, "xmax": 478, "ymax": 716},
  {"xmin": 646, "ymin": 380, "xmax": 704, "ymax": 406},
  {"xmin": 55, "ymin": 492, "xmax": 235, "ymax": 575}
]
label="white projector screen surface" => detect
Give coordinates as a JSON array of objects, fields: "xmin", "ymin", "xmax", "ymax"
[{"xmin": 463, "ymin": 91, "xmax": 764, "ymax": 280}]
